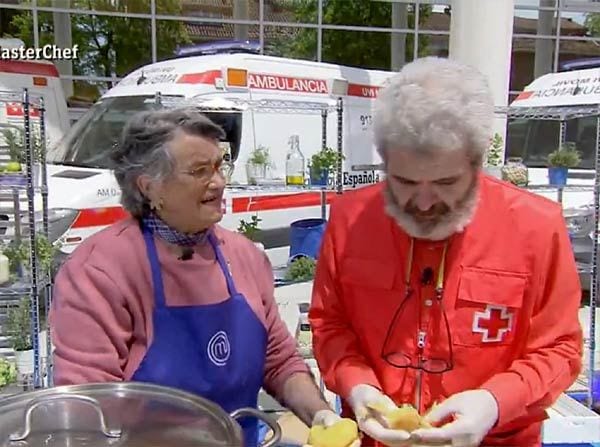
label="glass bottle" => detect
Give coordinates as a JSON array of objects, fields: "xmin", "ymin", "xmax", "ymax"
[{"xmin": 285, "ymin": 135, "xmax": 305, "ymax": 186}]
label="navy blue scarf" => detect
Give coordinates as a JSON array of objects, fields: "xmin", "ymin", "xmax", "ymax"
[{"xmin": 142, "ymin": 212, "xmax": 208, "ymax": 247}]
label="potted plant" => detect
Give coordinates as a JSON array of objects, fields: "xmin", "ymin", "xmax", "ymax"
[
  {"xmin": 547, "ymin": 142, "xmax": 581, "ymax": 186},
  {"xmin": 285, "ymin": 256, "xmax": 316, "ymax": 282},
  {"xmin": 0, "ymin": 357, "xmax": 17, "ymax": 390},
  {"xmin": 309, "ymin": 147, "xmax": 344, "ymax": 187},
  {"xmin": 484, "ymin": 133, "xmax": 503, "ymax": 179},
  {"xmin": 2, "ymin": 233, "xmax": 60, "ymax": 282},
  {"xmin": 237, "ymin": 215, "xmax": 265, "ymax": 251},
  {"xmin": 5, "ymin": 298, "xmax": 34, "ymax": 376},
  {"xmin": 245, "ymin": 145, "xmax": 271, "ymax": 185},
  {"xmin": 0, "ymin": 127, "xmax": 44, "ymax": 186}
]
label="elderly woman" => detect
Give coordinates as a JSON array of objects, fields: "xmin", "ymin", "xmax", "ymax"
[{"xmin": 50, "ymin": 108, "xmax": 339, "ymax": 446}]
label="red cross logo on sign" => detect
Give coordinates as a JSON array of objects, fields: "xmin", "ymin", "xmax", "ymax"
[
  {"xmin": 472, "ymin": 304, "xmax": 513, "ymax": 343},
  {"xmin": 6, "ymin": 103, "xmax": 22, "ymax": 116},
  {"xmin": 5, "ymin": 102, "xmax": 40, "ymax": 117}
]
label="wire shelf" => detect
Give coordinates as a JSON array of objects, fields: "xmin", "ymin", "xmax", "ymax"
[
  {"xmin": 525, "ymin": 185, "xmax": 597, "ymax": 193},
  {"xmin": 0, "ymin": 87, "xmax": 51, "ymax": 392},
  {"xmin": 159, "ymin": 96, "xmax": 338, "ymax": 115},
  {"xmin": 0, "ymin": 174, "xmax": 43, "ymax": 192},
  {"xmin": 496, "ymin": 105, "xmax": 600, "ymax": 120},
  {"xmin": 0, "ymin": 276, "xmax": 51, "ymax": 298},
  {"xmin": 0, "ymin": 91, "xmax": 43, "ymax": 108}
]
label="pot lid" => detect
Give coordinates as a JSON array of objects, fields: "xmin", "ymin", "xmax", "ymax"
[{"xmin": 0, "ymin": 382, "xmax": 251, "ymax": 447}]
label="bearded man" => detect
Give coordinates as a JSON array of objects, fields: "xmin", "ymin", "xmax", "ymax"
[{"xmin": 308, "ymin": 57, "xmax": 583, "ymax": 447}]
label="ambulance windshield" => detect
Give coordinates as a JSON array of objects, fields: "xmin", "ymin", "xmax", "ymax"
[
  {"xmin": 506, "ymin": 116, "xmax": 597, "ymax": 170},
  {"xmin": 47, "ymin": 95, "xmax": 243, "ymax": 169}
]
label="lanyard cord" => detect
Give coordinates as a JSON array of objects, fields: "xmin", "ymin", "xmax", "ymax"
[{"xmin": 404, "ymin": 238, "xmax": 449, "ymax": 293}]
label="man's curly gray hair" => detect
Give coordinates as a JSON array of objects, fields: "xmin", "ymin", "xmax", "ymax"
[
  {"xmin": 374, "ymin": 56, "xmax": 495, "ymax": 165},
  {"xmin": 111, "ymin": 107, "xmax": 225, "ymax": 218}
]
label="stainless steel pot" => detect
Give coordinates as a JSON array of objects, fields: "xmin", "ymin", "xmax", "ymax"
[{"xmin": 0, "ymin": 382, "xmax": 281, "ymax": 447}]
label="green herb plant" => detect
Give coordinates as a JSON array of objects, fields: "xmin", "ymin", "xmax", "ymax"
[
  {"xmin": 5, "ymin": 298, "xmax": 33, "ymax": 352},
  {"xmin": 485, "ymin": 133, "xmax": 503, "ymax": 167},
  {"xmin": 285, "ymin": 256, "xmax": 316, "ymax": 282},
  {"xmin": 547, "ymin": 142, "xmax": 581, "ymax": 168},
  {"xmin": 237, "ymin": 215, "xmax": 262, "ymax": 242},
  {"xmin": 0, "ymin": 357, "xmax": 17, "ymax": 388},
  {"xmin": 1, "ymin": 128, "xmax": 44, "ymax": 164},
  {"xmin": 1, "ymin": 233, "xmax": 61, "ymax": 280},
  {"xmin": 310, "ymin": 147, "xmax": 344, "ymax": 177},
  {"xmin": 248, "ymin": 145, "xmax": 272, "ymax": 167}
]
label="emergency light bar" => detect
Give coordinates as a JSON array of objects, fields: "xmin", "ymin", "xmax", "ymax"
[{"xmin": 559, "ymin": 57, "xmax": 600, "ymax": 72}]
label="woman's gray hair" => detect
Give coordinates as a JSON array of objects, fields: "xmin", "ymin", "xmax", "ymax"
[
  {"xmin": 374, "ymin": 56, "xmax": 495, "ymax": 165},
  {"xmin": 111, "ymin": 107, "xmax": 225, "ymax": 218}
]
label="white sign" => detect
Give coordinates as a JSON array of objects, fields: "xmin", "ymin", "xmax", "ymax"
[{"xmin": 511, "ymin": 68, "xmax": 600, "ymax": 108}]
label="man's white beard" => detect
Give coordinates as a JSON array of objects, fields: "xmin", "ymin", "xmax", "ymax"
[{"xmin": 383, "ymin": 181, "xmax": 480, "ymax": 241}]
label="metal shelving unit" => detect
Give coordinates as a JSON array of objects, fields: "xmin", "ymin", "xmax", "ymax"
[
  {"xmin": 157, "ymin": 93, "xmax": 346, "ymax": 217},
  {"xmin": 499, "ymin": 104, "xmax": 599, "ymax": 409},
  {"xmin": 0, "ymin": 88, "xmax": 51, "ymax": 392}
]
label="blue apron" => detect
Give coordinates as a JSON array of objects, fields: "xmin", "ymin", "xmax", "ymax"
[{"xmin": 132, "ymin": 224, "xmax": 268, "ymax": 447}]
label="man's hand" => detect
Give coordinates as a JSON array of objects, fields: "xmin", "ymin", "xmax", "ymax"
[
  {"xmin": 411, "ymin": 390, "xmax": 499, "ymax": 447},
  {"xmin": 348, "ymin": 384, "xmax": 412, "ymax": 447}
]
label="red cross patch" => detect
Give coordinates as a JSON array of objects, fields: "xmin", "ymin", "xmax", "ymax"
[{"xmin": 472, "ymin": 304, "xmax": 513, "ymax": 343}]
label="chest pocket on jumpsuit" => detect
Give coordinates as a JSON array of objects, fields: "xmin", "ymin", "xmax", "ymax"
[
  {"xmin": 339, "ymin": 257, "xmax": 398, "ymax": 352},
  {"xmin": 442, "ymin": 266, "xmax": 529, "ymax": 396}
]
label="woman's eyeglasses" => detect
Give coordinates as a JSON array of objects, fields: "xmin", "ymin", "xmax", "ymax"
[{"xmin": 180, "ymin": 160, "xmax": 225, "ymax": 185}]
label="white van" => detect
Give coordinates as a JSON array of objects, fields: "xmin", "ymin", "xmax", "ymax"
[
  {"xmin": 0, "ymin": 39, "xmax": 70, "ymax": 149},
  {"xmin": 506, "ymin": 67, "xmax": 600, "ymax": 291},
  {"xmin": 41, "ymin": 52, "xmax": 395, "ymax": 259}
]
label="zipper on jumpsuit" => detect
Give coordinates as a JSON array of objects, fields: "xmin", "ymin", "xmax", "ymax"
[
  {"xmin": 409, "ymin": 241, "xmax": 448, "ymax": 414},
  {"xmin": 415, "ymin": 331, "xmax": 426, "ymax": 412}
]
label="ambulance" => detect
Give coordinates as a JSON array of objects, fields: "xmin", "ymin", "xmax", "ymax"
[
  {"xmin": 505, "ymin": 66, "xmax": 600, "ymax": 292},
  {"xmin": 42, "ymin": 49, "xmax": 396, "ymax": 261},
  {"xmin": 0, "ymin": 38, "xmax": 70, "ymax": 150}
]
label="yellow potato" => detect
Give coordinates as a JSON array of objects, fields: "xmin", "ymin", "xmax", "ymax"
[
  {"xmin": 307, "ymin": 418, "xmax": 360, "ymax": 447},
  {"xmin": 367, "ymin": 402, "xmax": 432, "ymax": 432}
]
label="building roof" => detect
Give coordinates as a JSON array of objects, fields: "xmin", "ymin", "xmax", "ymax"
[
  {"xmin": 183, "ymin": 8, "xmax": 598, "ymax": 59},
  {"xmin": 513, "ymin": 37, "xmax": 600, "ymax": 56},
  {"xmin": 182, "ymin": 6, "xmax": 591, "ymax": 40}
]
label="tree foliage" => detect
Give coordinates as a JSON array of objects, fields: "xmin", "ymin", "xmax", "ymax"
[
  {"xmin": 585, "ymin": 13, "xmax": 600, "ymax": 37},
  {"xmin": 268, "ymin": 0, "xmax": 432, "ymax": 70}
]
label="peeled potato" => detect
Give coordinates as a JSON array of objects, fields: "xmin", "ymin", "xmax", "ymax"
[
  {"xmin": 385, "ymin": 405, "xmax": 432, "ymax": 431},
  {"xmin": 308, "ymin": 418, "xmax": 359, "ymax": 447},
  {"xmin": 367, "ymin": 402, "xmax": 432, "ymax": 432}
]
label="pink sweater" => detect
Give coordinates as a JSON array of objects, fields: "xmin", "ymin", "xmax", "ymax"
[{"xmin": 50, "ymin": 218, "xmax": 309, "ymax": 400}]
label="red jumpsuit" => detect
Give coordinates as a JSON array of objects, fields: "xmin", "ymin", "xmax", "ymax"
[{"xmin": 309, "ymin": 175, "xmax": 583, "ymax": 446}]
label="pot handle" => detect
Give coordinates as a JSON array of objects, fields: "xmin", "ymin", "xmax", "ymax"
[
  {"xmin": 230, "ymin": 407, "xmax": 282, "ymax": 447},
  {"xmin": 9, "ymin": 394, "xmax": 122, "ymax": 442}
]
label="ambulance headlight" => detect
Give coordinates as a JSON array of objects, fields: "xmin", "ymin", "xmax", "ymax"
[
  {"xmin": 564, "ymin": 206, "xmax": 594, "ymax": 237},
  {"xmin": 21, "ymin": 208, "xmax": 78, "ymax": 243}
]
